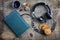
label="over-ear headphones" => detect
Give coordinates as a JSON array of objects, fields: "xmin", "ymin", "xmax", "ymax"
[{"xmin": 30, "ymin": 2, "xmax": 52, "ymax": 23}]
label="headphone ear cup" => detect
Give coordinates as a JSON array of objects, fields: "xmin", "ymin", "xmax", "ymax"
[
  {"xmin": 37, "ymin": 16, "xmax": 46, "ymax": 23},
  {"xmin": 45, "ymin": 13, "xmax": 52, "ymax": 19}
]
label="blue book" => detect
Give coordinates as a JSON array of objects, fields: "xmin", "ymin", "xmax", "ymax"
[{"xmin": 4, "ymin": 10, "xmax": 29, "ymax": 37}]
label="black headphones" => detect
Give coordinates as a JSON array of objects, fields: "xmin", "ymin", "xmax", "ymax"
[{"xmin": 30, "ymin": 2, "xmax": 52, "ymax": 23}]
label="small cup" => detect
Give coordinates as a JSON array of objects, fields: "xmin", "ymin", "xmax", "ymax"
[{"xmin": 12, "ymin": 1, "xmax": 20, "ymax": 8}]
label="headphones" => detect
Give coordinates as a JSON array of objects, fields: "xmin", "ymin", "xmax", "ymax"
[{"xmin": 30, "ymin": 2, "xmax": 52, "ymax": 23}]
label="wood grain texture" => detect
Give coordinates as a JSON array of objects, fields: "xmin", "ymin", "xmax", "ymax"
[{"xmin": 1, "ymin": 0, "xmax": 60, "ymax": 40}]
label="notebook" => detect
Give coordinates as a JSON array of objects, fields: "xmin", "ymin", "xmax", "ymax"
[{"xmin": 4, "ymin": 10, "xmax": 29, "ymax": 37}]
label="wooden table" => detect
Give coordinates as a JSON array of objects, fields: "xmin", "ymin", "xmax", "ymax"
[{"xmin": 0, "ymin": 0, "xmax": 60, "ymax": 40}]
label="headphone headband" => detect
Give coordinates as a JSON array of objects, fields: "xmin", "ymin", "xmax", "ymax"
[{"xmin": 31, "ymin": 2, "xmax": 51, "ymax": 15}]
